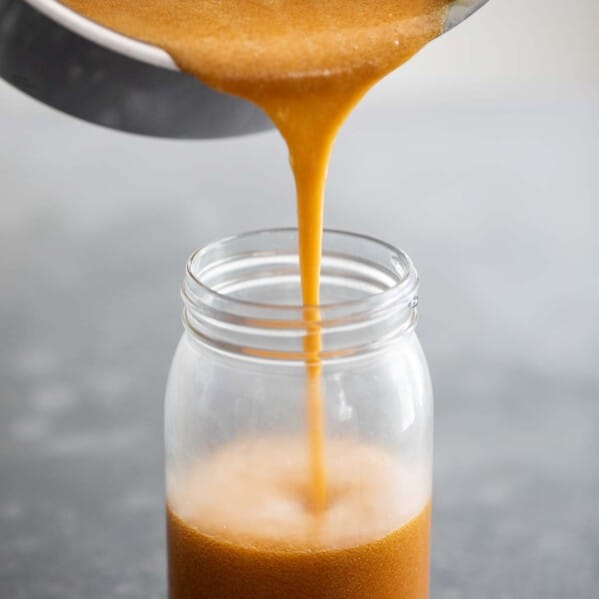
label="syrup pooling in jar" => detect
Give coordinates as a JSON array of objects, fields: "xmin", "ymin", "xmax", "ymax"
[{"xmin": 167, "ymin": 437, "xmax": 431, "ymax": 599}]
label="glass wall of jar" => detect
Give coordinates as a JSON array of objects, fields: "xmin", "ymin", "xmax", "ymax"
[{"xmin": 165, "ymin": 229, "xmax": 433, "ymax": 599}]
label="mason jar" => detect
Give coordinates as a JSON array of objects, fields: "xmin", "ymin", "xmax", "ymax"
[{"xmin": 165, "ymin": 229, "xmax": 433, "ymax": 599}]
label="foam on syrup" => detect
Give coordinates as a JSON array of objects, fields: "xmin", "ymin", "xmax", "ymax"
[{"xmin": 168, "ymin": 437, "xmax": 429, "ymax": 551}]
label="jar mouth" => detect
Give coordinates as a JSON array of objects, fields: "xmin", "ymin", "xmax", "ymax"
[
  {"xmin": 182, "ymin": 229, "xmax": 419, "ymax": 361},
  {"xmin": 186, "ymin": 229, "xmax": 417, "ymax": 312}
]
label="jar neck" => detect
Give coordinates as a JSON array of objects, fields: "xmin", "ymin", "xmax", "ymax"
[{"xmin": 182, "ymin": 229, "xmax": 419, "ymax": 362}]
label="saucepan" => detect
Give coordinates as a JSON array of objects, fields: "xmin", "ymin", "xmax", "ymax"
[{"xmin": 0, "ymin": 0, "xmax": 490, "ymax": 138}]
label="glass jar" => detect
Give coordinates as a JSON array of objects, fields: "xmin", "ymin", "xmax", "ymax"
[{"xmin": 165, "ymin": 229, "xmax": 433, "ymax": 599}]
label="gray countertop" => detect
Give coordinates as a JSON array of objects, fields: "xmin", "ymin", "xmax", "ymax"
[{"xmin": 1, "ymin": 82, "xmax": 598, "ymax": 598}]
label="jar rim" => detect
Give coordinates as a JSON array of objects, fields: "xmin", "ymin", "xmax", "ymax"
[
  {"xmin": 186, "ymin": 228, "xmax": 418, "ymax": 315},
  {"xmin": 182, "ymin": 229, "xmax": 419, "ymax": 361}
]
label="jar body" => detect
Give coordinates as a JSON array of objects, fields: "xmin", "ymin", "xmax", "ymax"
[
  {"xmin": 165, "ymin": 229, "xmax": 433, "ymax": 599},
  {"xmin": 166, "ymin": 329, "xmax": 432, "ymax": 495}
]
